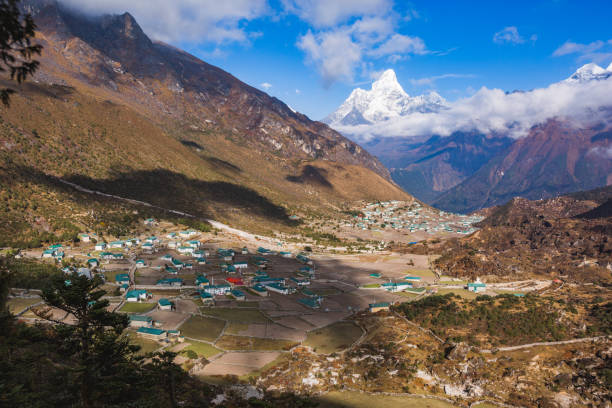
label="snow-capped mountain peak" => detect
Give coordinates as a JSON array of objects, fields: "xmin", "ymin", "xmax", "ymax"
[
  {"xmin": 565, "ymin": 62, "xmax": 612, "ymax": 83},
  {"xmin": 371, "ymin": 69, "xmax": 405, "ymax": 93},
  {"xmin": 324, "ymin": 69, "xmax": 448, "ymax": 126}
]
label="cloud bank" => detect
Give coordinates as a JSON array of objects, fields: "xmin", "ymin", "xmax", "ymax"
[
  {"xmin": 58, "ymin": 0, "xmax": 268, "ymax": 44},
  {"xmin": 333, "ymin": 72, "xmax": 612, "ymax": 141}
]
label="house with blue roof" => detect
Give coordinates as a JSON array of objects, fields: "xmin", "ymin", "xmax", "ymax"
[
  {"xmin": 87, "ymin": 258, "xmax": 99, "ymax": 268},
  {"xmin": 135, "ymin": 259, "xmax": 146, "ymax": 268}
]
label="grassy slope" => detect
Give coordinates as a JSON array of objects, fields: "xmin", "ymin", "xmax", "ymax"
[{"xmin": 1, "ymin": 80, "xmax": 408, "ymax": 238}]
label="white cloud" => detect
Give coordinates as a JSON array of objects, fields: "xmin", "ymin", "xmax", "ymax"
[
  {"xmin": 553, "ymin": 39, "xmax": 612, "ymax": 64},
  {"xmin": 493, "ymin": 26, "xmax": 525, "ymax": 45},
  {"xmin": 281, "ymin": 0, "xmax": 392, "ymax": 27},
  {"xmin": 260, "ymin": 82, "xmax": 273, "ymax": 90},
  {"xmin": 297, "ymin": 18, "xmax": 427, "ymax": 85},
  {"xmin": 297, "ymin": 28, "xmax": 363, "ymax": 85},
  {"xmin": 58, "ymin": 0, "xmax": 268, "ymax": 44},
  {"xmin": 369, "ymin": 34, "xmax": 427, "ymax": 57},
  {"xmin": 334, "ymin": 73, "xmax": 612, "ymax": 141},
  {"xmin": 409, "ymin": 73, "xmax": 476, "ymax": 86},
  {"xmin": 295, "ymin": 89, "xmax": 301, "ymax": 94}
]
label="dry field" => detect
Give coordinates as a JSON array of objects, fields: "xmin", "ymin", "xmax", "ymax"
[
  {"xmin": 179, "ymin": 315, "xmax": 226, "ymax": 342},
  {"xmin": 303, "ymin": 321, "xmax": 364, "ymax": 354},
  {"xmin": 197, "ymin": 351, "xmax": 282, "ymax": 376}
]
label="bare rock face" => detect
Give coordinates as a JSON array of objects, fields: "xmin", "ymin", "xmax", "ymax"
[{"xmin": 445, "ymin": 342, "xmax": 472, "ymax": 361}]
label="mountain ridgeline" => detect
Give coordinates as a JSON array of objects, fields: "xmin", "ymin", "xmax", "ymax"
[
  {"xmin": 0, "ymin": 0, "xmax": 410, "ymax": 235},
  {"xmin": 326, "ymin": 67, "xmax": 612, "ymax": 213}
]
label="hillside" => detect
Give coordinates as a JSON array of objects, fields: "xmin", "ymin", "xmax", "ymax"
[
  {"xmin": 404, "ymin": 186, "xmax": 612, "ymax": 285},
  {"xmin": 365, "ymin": 132, "xmax": 514, "ymax": 203},
  {"xmin": 434, "ymin": 119, "xmax": 612, "ymax": 213},
  {"xmin": 0, "ymin": 0, "xmax": 409, "ymax": 240}
]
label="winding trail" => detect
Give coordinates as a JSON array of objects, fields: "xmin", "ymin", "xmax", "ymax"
[{"xmin": 479, "ymin": 335, "xmax": 610, "ymax": 353}]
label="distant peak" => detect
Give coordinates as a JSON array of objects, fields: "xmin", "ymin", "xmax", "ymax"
[
  {"xmin": 566, "ymin": 62, "xmax": 611, "ymax": 82},
  {"xmin": 372, "ymin": 69, "xmax": 404, "ymax": 92},
  {"xmin": 576, "ymin": 63, "xmax": 605, "ymax": 75},
  {"xmin": 607, "ymin": 62, "xmax": 612, "ymax": 72}
]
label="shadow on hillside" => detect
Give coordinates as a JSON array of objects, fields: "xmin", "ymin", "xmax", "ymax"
[
  {"xmin": 2, "ymin": 165, "xmax": 295, "ymax": 226},
  {"xmin": 180, "ymin": 140, "xmax": 205, "ymax": 150},
  {"xmin": 63, "ymin": 168, "xmax": 293, "ymax": 225},
  {"xmin": 204, "ymin": 157, "xmax": 242, "ymax": 173},
  {"xmin": 1, "ymin": 80, "xmax": 76, "ymax": 100},
  {"xmin": 286, "ymin": 165, "xmax": 332, "ymax": 188}
]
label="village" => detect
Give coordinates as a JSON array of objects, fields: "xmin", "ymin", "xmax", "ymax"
[{"xmin": 7, "ymin": 213, "xmax": 552, "ymax": 385}]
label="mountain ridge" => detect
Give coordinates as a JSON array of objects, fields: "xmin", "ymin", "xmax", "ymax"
[
  {"xmin": 326, "ymin": 65, "xmax": 612, "ymax": 211},
  {"xmin": 0, "ymin": 0, "xmax": 410, "ymax": 237}
]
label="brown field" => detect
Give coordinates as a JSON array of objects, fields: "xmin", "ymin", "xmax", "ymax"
[
  {"xmin": 179, "ymin": 315, "xmax": 226, "ymax": 342},
  {"xmin": 215, "ymin": 335, "xmax": 297, "ymax": 351},
  {"xmin": 197, "ymin": 351, "xmax": 282, "ymax": 376},
  {"xmin": 303, "ymin": 321, "xmax": 364, "ymax": 354},
  {"xmin": 149, "ymin": 310, "xmax": 189, "ymax": 330},
  {"xmin": 317, "ymin": 391, "xmax": 455, "ymax": 408},
  {"xmin": 7, "ymin": 297, "xmax": 41, "ymax": 314}
]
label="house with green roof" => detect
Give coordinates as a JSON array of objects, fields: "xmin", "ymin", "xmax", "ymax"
[
  {"xmin": 195, "ymin": 275, "xmax": 210, "ymax": 287},
  {"xmin": 381, "ymin": 281, "xmax": 412, "ymax": 293},
  {"xmin": 136, "ymin": 326, "xmax": 166, "ymax": 340},
  {"xmin": 467, "ymin": 278, "xmax": 486, "ymax": 293},
  {"xmin": 135, "ymin": 259, "xmax": 146, "ymax": 268},
  {"xmin": 199, "ymin": 291, "xmax": 215, "ymax": 305},
  {"xmin": 301, "ymin": 288, "xmax": 317, "ymax": 298},
  {"xmin": 156, "ymin": 278, "xmax": 183, "ymax": 287},
  {"xmin": 109, "ymin": 241, "xmax": 124, "ymax": 249},
  {"xmin": 158, "ymin": 298, "xmax": 173, "ymax": 310},
  {"xmin": 115, "ymin": 273, "xmax": 130, "ymax": 284},
  {"xmin": 87, "ymin": 258, "xmax": 99, "ymax": 268},
  {"xmin": 298, "ymin": 297, "xmax": 320, "ymax": 309},
  {"xmin": 249, "ymin": 284, "xmax": 268, "ymax": 297},
  {"xmin": 230, "ymin": 289, "xmax": 246, "ymax": 301},
  {"xmin": 369, "ymin": 302, "xmax": 390, "ymax": 313},
  {"xmin": 129, "ymin": 315, "xmax": 153, "ymax": 328},
  {"xmin": 126, "ymin": 290, "xmax": 148, "ymax": 302}
]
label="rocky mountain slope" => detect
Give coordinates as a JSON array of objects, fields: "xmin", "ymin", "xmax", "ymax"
[
  {"xmin": 434, "ymin": 119, "xmax": 612, "ymax": 213},
  {"xmin": 364, "ymin": 132, "xmax": 514, "ymax": 203},
  {"xmin": 405, "ymin": 186, "xmax": 612, "ymax": 285},
  {"xmin": 0, "ymin": 0, "xmax": 410, "ymax": 236}
]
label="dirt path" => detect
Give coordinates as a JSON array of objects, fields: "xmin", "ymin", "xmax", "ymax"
[{"xmin": 480, "ymin": 335, "xmax": 610, "ymax": 353}]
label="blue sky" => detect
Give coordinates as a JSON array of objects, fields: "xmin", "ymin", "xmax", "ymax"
[{"xmin": 65, "ymin": 0, "xmax": 612, "ymax": 120}]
